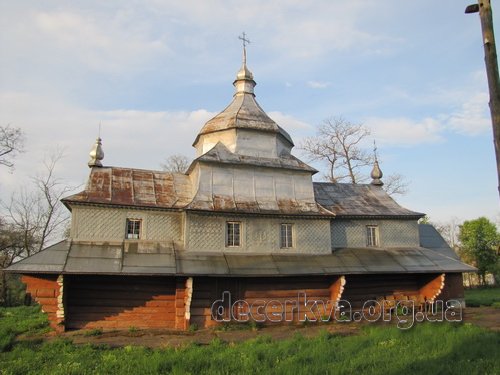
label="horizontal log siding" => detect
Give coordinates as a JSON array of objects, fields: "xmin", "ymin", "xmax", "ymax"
[
  {"xmin": 65, "ymin": 275, "xmax": 181, "ymax": 330},
  {"xmin": 342, "ymin": 273, "xmax": 448, "ymax": 308},
  {"xmin": 190, "ymin": 276, "xmax": 344, "ymax": 328},
  {"xmin": 22, "ymin": 275, "xmax": 63, "ymax": 331},
  {"xmin": 439, "ymin": 273, "xmax": 465, "ymax": 302}
]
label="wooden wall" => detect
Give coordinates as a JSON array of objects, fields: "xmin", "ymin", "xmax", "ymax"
[
  {"xmin": 22, "ymin": 272, "xmax": 465, "ymax": 332},
  {"xmin": 65, "ymin": 275, "xmax": 185, "ymax": 330},
  {"xmin": 22, "ymin": 274, "xmax": 63, "ymax": 332},
  {"xmin": 341, "ymin": 273, "xmax": 448, "ymax": 308},
  {"xmin": 190, "ymin": 276, "xmax": 344, "ymax": 328},
  {"xmin": 439, "ymin": 273, "xmax": 465, "ymax": 302}
]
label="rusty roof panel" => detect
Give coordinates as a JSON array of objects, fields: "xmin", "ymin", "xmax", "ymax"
[
  {"xmin": 111, "ymin": 168, "xmax": 134, "ymax": 204},
  {"xmin": 132, "ymin": 170, "xmax": 156, "ymax": 205},
  {"xmin": 63, "ymin": 167, "xmax": 192, "ymax": 210},
  {"xmin": 86, "ymin": 168, "xmax": 112, "ymax": 202}
]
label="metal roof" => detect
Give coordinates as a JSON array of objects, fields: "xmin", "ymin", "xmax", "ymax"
[
  {"xmin": 193, "ymin": 64, "xmax": 293, "ymax": 147},
  {"xmin": 189, "ymin": 142, "xmax": 317, "ymax": 174},
  {"xmin": 418, "ymin": 224, "xmax": 459, "ymax": 259},
  {"xmin": 7, "ymin": 240, "xmax": 475, "ymax": 276},
  {"xmin": 313, "ymin": 182, "xmax": 425, "ymax": 218},
  {"xmin": 62, "ymin": 167, "xmax": 192, "ymax": 210}
]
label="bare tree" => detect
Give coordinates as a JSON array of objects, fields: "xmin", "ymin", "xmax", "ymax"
[
  {"xmin": 300, "ymin": 117, "xmax": 372, "ymax": 183},
  {"xmin": 2, "ymin": 151, "xmax": 74, "ymax": 253},
  {"xmin": 0, "ymin": 151, "xmax": 75, "ymax": 304},
  {"xmin": 300, "ymin": 117, "xmax": 409, "ymax": 196},
  {"xmin": 0, "ymin": 125, "xmax": 25, "ymax": 170},
  {"xmin": 160, "ymin": 154, "xmax": 190, "ymax": 173},
  {"xmin": 383, "ymin": 173, "xmax": 410, "ymax": 196},
  {"xmin": 433, "ymin": 217, "xmax": 461, "ymax": 250}
]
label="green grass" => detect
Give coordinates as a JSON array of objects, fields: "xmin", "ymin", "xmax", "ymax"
[
  {"xmin": 0, "ymin": 306, "xmax": 50, "ymax": 352},
  {"xmin": 0, "ymin": 307, "xmax": 499, "ymax": 374},
  {"xmin": 465, "ymin": 286, "xmax": 500, "ymax": 307}
]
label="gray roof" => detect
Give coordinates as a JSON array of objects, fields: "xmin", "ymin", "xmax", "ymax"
[
  {"xmin": 7, "ymin": 240, "xmax": 475, "ymax": 276},
  {"xmin": 313, "ymin": 182, "xmax": 425, "ymax": 218},
  {"xmin": 188, "ymin": 142, "xmax": 317, "ymax": 174},
  {"xmin": 418, "ymin": 224, "xmax": 459, "ymax": 259},
  {"xmin": 193, "ymin": 88, "xmax": 293, "ymax": 146}
]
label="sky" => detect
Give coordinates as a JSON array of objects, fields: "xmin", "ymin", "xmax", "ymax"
[{"xmin": 0, "ymin": 0, "xmax": 499, "ymax": 225}]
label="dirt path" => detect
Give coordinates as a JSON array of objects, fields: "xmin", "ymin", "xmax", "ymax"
[
  {"xmin": 463, "ymin": 307, "xmax": 500, "ymax": 331},
  {"xmin": 32, "ymin": 306, "xmax": 499, "ymax": 348},
  {"xmin": 60, "ymin": 322, "xmax": 361, "ymax": 349}
]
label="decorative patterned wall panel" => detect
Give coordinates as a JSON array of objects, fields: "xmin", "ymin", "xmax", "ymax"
[
  {"xmin": 72, "ymin": 207, "xmax": 182, "ymax": 242},
  {"xmin": 186, "ymin": 213, "xmax": 330, "ymax": 254},
  {"xmin": 331, "ymin": 219, "xmax": 419, "ymax": 248}
]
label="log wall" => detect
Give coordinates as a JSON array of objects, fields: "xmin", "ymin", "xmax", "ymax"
[
  {"xmin": 439, "ymin": 273, "xmax": 465, "ymax": 302},
  {"xmin": 190, "ymin": 276, "xmax": 345, "ymax": 328},
  {"xmin": 341, "ymin": 273, "xmax": 449, "ymax": 308},
  {"xmin": 65, "ymin": 275, "xmax": 185, "ymax": 330},
  {"xmin": 22, "ymin": 274, "xmax": 63, "ymax": 332}
]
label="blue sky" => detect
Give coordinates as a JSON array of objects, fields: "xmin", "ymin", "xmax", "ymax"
[{"xmin": 0, "ymin": 0, "xmax": 498, "ymax": 224}]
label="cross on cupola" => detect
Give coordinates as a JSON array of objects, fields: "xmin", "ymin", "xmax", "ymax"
[
  {"xmin": 238, "ymin": 32, "xmax": 251, "ymax": 64},
  {"xmin": 234, "ymin": 32, "xmax": 255, "ymax": 93}
]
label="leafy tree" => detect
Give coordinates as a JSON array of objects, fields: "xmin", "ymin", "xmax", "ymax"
[
  {"xmin": 300, "ymin": 116, "xmax": 408, "ymax": 195},
  {"xmin": 458, "ymin": 217, "xmax": 499, "ymax": 285},
  {"xmin": 160, "ymin": 154, "xmax": 190, "ymax": 173}
]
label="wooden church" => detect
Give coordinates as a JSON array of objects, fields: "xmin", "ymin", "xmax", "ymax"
[{"xmin": 7, "ymin": 45, "xmax": 474, "ymax": 331}]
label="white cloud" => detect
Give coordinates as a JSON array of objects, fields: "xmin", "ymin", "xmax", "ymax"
[
  {"xmin": 267, "ymin": 111, "xmax": 312, "ymax": 131},
  {"xmin": 0, "ymin": 91, "xmax": 216, "ymax": 199},
  {"xmin": 447, "ymin": 92, "xmax": 490, "ymax": 136},
  {"xmin": 306, "ymin": 81, "xmax": 330, "ymax": 89},
  {"xmin": 33, "ymin": 10, "xmax": 169, "ymax": 74},
  {"xmin": 364, "ymin": 117, "xmax": 444, "ymax": 146}
]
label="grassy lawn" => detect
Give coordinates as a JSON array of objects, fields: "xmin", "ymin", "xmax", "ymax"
[
  {"xmin": 465, "ymin": 286, "xmax": 500, "ymax": 307},
  {"xmin": 1, "ymin": 307, "xmax": 499, "ymax": 375}
]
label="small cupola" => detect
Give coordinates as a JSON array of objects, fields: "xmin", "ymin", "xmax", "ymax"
[
  {"xmin": 370, "ymin": 141, "xmax": 383, "ymax": 186},
  {"xmin": 192, "ymin": 33, "xmax": 294, "ymax": 158},
  {"xmin": 88, "ymin": 137, "xmax": 104, "ymax": 168}
]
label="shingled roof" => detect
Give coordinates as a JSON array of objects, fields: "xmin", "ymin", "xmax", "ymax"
[{"xmin": 313, "ymin": 182, "xmax": 425, "ymax": 219}]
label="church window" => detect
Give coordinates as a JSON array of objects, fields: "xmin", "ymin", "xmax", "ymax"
[
  {"xmin": 226, "ymin": 222, "xmax": 241, "ymax": 247},
  {"xmin": 126, "ymin": 219, "xmax": 141, "ymax": 239},
  {"xmin": 366, "ymin": 225, "xmax": 379, "ymax": 247},
  {"xmin": 280, "ymin": 223, "xmax": 293, "ymax": 248}
]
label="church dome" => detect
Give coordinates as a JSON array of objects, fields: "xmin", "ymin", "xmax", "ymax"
[{"xmin": 193, "ymin": 46, "xmax": 293, "ymax": 157}]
